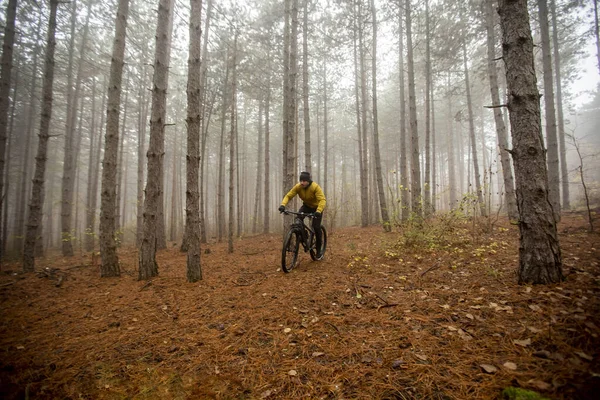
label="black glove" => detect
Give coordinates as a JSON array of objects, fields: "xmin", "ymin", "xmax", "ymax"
[
  {"xmin": 313, "ymin": 211, "xmax": 321, "ymax": 219},
  {"xmin": 278, "ymin": 205, "xmax": 286, "ymax": 213}
]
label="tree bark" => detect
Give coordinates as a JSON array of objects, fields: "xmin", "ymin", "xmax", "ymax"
[
  {"xmin": 99, "ymin": 0, "xmax": 130, "ymax": 277},
  {"xmin": 252, "ymin": 98, "xmax": 264, "ymax": 234},
  {"xmin": 550, "ymin": 0, "xmax": 569, "ymax": 210},
  {"xmin": 498, "ymin": 0, "xmax": 563, "ymax": 284},
  {"xmin": 358, "ymin": 0, "xmax": 369, "ymax": 226},
  {"xmin": 485, "ymin": 0, "xmax": 518, "ymax": 220},
  {"xmin": 139, "ymin": 0, "xmax": 174, "ymax": 280},
  {"xmin": 228, "ymin": 33, "xmax": 238, "ymax": 254},
  {"xmin": 217, "ymin": 48, "xmax": 229, "ymax": 243},
  {"xmin": 23, "ymin": 0, "xmax": 58, "ymax": 273},
  {"xmin": 538, "ymin": 0, "xmax": 561, "ymax": 221},
  {"xmin": 398, "ymin": 3, "xmax": 409, "ymax": 221},
  {"xmin": 0, "ymin": 0, "xmax": 18, "ymax": 264},
  {"xmin": 263, "ymin": 53, "xmax": 272, "ymax": 234},
  {"xmin": 302, "ymin": 0, "xmax": 311, "ymax": 172},
  {"xmin": 594, "ymin": 0, "xmax": 600, "ymax": 76},
  {"xmin": 406, "ymin": 0, "xmax": 421, "ymax": 217},
  {"xmin": 370, "ymin": 0, "xmax": 390, "ymax": 231},
  {"xmin": 423, "ymin": 0, "xmax": 432, "ymax": 216},
  {"xmin": 185, "ymin": 0, "xmax": 202, "ymax": 282}
]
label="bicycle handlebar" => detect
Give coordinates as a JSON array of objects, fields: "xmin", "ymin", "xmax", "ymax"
[{"xmin": 280, "ymin": 209, "xmax": 315, "ymax": 218}]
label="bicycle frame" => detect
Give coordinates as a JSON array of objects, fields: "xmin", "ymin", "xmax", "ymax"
[{"xmin": 284, "ymin": 211, "xmax": 316, "ymax": 252}]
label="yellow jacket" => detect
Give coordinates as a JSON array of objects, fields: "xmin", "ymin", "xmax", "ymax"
[{"xmin": 281, "ymin": 182, "xmax": 326, "ymax": 213}]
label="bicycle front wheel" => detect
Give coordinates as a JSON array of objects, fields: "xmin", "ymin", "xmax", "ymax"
[
  {"xmin": 282, "ymin": 229, "xmax": 301, "ymax": 273},
  {"xmin": 310, "ymin": 226, "xmax": 328, "ymax": 261}
]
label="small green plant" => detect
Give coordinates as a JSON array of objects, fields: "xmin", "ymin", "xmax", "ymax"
[{"xmin": 502, "ymin": 387, "xmax": 549, "ymax": 400}]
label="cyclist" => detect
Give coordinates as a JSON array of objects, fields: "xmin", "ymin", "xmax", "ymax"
[{"xmin": 279, "ymin": 171, "xmax": 326, "ymax": 259}]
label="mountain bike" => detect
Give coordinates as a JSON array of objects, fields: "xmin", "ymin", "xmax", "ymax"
[{"xmin": 280, "ymin": 209, "xmax": 327, "ymax": 273}]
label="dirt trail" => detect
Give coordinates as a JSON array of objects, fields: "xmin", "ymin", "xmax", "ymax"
[{"xmin": 1, "ymin": 215, "xmax": 599, "ymax": 399}]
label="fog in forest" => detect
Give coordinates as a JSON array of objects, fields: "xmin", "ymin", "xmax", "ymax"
[{"xmin": 0, "ymin": 0, "xmax": 599, "ymax": 261}]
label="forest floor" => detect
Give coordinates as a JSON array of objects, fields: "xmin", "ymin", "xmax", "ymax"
[{"xmin": 0, "ymin": 212, "xmax": 599, "ymax": 400}]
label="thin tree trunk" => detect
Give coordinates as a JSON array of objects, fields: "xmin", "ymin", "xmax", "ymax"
[
  {"xmin": 252, "ymin": 99, "xmax": 264, "ymax": 234},
  {"xmin": 217, "ymin": 49, "xmax": 229, "ymax": 243},
  {"xmin": 398, "ymin": 3, "xmax": 409, "ymax": 220},
  {"xmin": 550, "ymin": 0, "xmax": 570, "ymax": 210},
  {"xmin": 594, "ymin": 0, "xmax": 600, "ymax": 75},
  {"xmin": 485, "ymin": 0, "xmax": 518, "ymax": 220},
  {"xmin": 353, "ymin": 3, "xmax": 365, "ymax": 225},
  {"xmin": 23, "ymin": 0, "xmax": 58, "ymax": 272},
  {"xmin": 538, "ymin": 0, "xmax": 561, "ymax": 221},
  {"xmin": 498, "ymin": 0, "xmax": 563, "ymax": 284},
  {"xmin": 431, "ymin": 82, "xmax": 437, "ymax": 213},
  {"xmin": 139, "ymin": 0, "xmax": 174, "ymax": 280},
  {"xmin": 423, "ymin": 0, "xmax": 432, "ymax": 216},
  {"xmin": 302, "ymin": 0, "xmax": 311, "ymax": 172},
  {"xmin": 446, "ymin": 74, "xmax": 457, "ymax": 210},
  {"xmin": 370, "ymin": 0, "xmax": 390, "ymax": 231},
  {"xmin": 263, "ymin": 54, "xmax": 271, "ymax": 234},
  {"xmin": 0, "ymin": 0, "xmax": 17, "ymax": 264},
  {"xmin": 406, "ymin": 0, "xmax": 421, "ymax": 217},
  {"xmin": 358, "ymin": 0, "xmax": 369, "ymax": 226},
  {"xmin": 185, "ymin": 0, "xmax": 202, "ymax": 281},
  {"xmin": 116, "ymin": 75, "xmax": 129, "ymax": 237},
  {"xmin": 136, "ymin": 64, "xmax": 149, "ymax": 248},
  {"xmin": 228, "ymin": 33, "xmax": 238, "ymax": 253},
  {"xmin": 322, "ymin": 60, "xmax": 328, "ymax": 197},
  {"xmin": 463, "ymin": 43, "xmax": 487, "ymax": 217},
  {"xmin": 99, "ymin": 0, "xmax": 130, "ymax": 277}
]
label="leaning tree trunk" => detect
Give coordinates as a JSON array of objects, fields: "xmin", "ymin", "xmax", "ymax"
[
  {"xmin": 99, "ymin": 0, "xmax": 130, "ymax": 277},
  {"xmin": 538, "ymin": 0, "xmax": 561, "ymax": 221},
  {"xmin": 406, "ymin": 0, "xmax": 421, "ymax": 217},
  {"xmin": 485, "ymin": 0, "xmax": 518, "ymax": 220},
  {"xmin": 0, "ymin": 0, "xmax": 17, "ymax": 265},
  {"xmin": 139, "ymin": 0, "xmax": 174, "ymax": 280},
  {"xmin": 23, "ymin": 0, "xmax": 58, "ymax": 273},
  {"xmin": 498, "ymin": 0, "xmax": 563, "ymax": 284},
  {"xmin": 185, "ymin": 0, "xmax": 202, "ymax": 282},
  {"xmin": 550, "ymin": 0, "xmax": 570, "ymax": 210},
  {"xmin": 370, "ymin": 0, "xmax": 390, "ymax": 231}
]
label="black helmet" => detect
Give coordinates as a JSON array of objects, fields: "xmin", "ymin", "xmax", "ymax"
[{"xmin": 299, "ymin": 171, "xmax": 311, "ymax": 182}]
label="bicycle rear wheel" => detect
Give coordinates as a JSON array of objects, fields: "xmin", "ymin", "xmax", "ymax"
[
  {"xmin": 310, "ymin": 226, "xmax": 327, "ymax": 261},
  {"xmin": 282, "ymin": 229, "xmax": 301, "ymax": 272}
]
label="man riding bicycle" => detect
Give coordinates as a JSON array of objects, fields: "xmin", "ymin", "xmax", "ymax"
[{"xmin": 279, "ymin": 171, "xmax": 326, "ymax": 260}]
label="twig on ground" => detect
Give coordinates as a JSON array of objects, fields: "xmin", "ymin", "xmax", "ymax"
[
  {"xmin": 420, "ymin": 261, "xmax": 441, "ymax": 277},
  {"xmin": 139, "ymin": 280, "xmax": 153, "ymax": 291},
  {"xmin": 0, "ymin": 281, "xmax": 16, "ymax": 287}
]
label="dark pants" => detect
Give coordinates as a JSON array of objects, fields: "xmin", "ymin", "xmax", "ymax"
[{"xmin": 299, "ymin": 204, "xmax": 322, "ymax": 252}]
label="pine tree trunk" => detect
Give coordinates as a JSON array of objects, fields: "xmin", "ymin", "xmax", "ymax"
[
  {"xmin": 423, "ymin": 0, "xmax": 432, "ymax": 216},
  {"xmin": 370, "ymin": 0, "xmax": 390, "ymax": 231},
  {"xmin": 398, "ymin": 4, "xmax": 409, "ymax": 221},
  {"xmin": 116, "ymin": 75, "xmax": 129, "ymax": 238},
  {"xmin": 431, "ymin": 82, "xmax": 437, "ymax": 213},
  {"xmin": 263, "ymin": 58, "xmax": 271, "ymax": 234},
  {"xmin": 139, "ymin": 0, "xmax": 174, "ymax": 280},
  {"xmin": 406, "ymin": 0, "xmax": 421, "ymax": 217},
  {"xmin": 550, "ymin": 0, "xmax": 570, "ymax": 210},
  {"xmin": 228, "ymin": 34, "xmax": 238, "ymax": 254},
  {"xmin": 136, "ymin": 64, "xmax": 149, "ymax": 248},
  {"xmin": 485, "ymin": 0, "xmax": 518, "ymax": 220},
  {"xmin": 358, "ymin": 0, "xmax": 369, "ymax": 226},
  {"xmin": 498, "ymin": 0, "xmax": 563, "ymax": 284},
  {"xmin": 86, "ymin": 80, "xmax": 105, "ymax": 252},
  {"xmin": 538, "ymin": 0, "xmax": 561, "ymax": 221},
  {"xmin": 594, "ymin": 0, "xmax": 600, "ymax": 75},
  {"xmin": 185, "ymin": 0, "xmax": 202, "ymax": 282},
  {"xmin": 463, "ymin": 43, "xmax": 487, "ymax": 217},
  {"xmin": 0, "ymin": 0, "xmax": 17, "ymax": 264},
  {"xmin": 99, "ymin": 0, "xmax": 130, "ymax": 277},
  {"xmin": 23, "ymin": 0, "xmax": 58, "ymax": 273},
  {"xmin": 217, "ymin": 50, "xmax": 229, "ymax": 243},
  {"xmin": 322, "ymin": 61, "xmax": 328, "ymax": 197},
  {"xmin": 302, "ymin": 0, "xmax": 311, "ymax": 172}
]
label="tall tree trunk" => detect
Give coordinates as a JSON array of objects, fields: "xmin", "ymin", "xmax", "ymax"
[
  {"xmin": 550, "ymin": 0, "xmax": 569, "ymax": 210},
  {"xmin": 302, "ymin": 0, "xmax": 311, "ymax": 172},
  {"xmin": 398, "ymin": 3, "xmax": 409, "ymax": 221},
  {"xmin": 217, "ymin": 50, "xmax": 229, "ymax": 243},
  {"xmin": 595, "ymin": 0, "xmax": 600, "ymax": 75},
  {"xmin": 446, "ymin": 74, "xmax": 457, "ymax": 209},
  {"xmin": 136, "ymin": 64, "xmax": 149, "ymax": 248},
  {"xmin": 498, "ymin": 0, "xmax": 563, "ymax": 284},
  {"xmin": 263, "ymin": 55, "xmax": 272, "ymax": 234},
  {"xmin": 322, "ymin": 59, "xmax": 328, "ymax": 197},
  {"xmin": 116, "ymin": 75, "xmax": 129, "ymax": 237},
  {"xmin": 23, "ymin": 0, "xmax": 58, "ymax": 272},
  {"xmin": 85, "ymin": 80, "xmax": 104, "ymax": 252},
  {"xmin": 358, "ymin": 0, "xmax": 369, "ymax": 226},
  {"xmin": 99, "ymin": 0, "xmax": 130, "ymax": 277},
  {"xmin": 431, "ymin": 82, "xmax": 437, "ymax": 213},
  {"xmin": 0, "ymin": 0, "xmax": 17, "ymax": 264},
  {"xmin": 353, "ymin": 3, "xmax": 365, "ymax": 225},
  {"xmin": 185, "ymin": 0, "xmax": 202, "ymax": 282},
  {"xmin": 538, "ymin": 0, "xmax": 561, "ymax": 221},
  {"xmin": 406, "ymin": 0, "xmax": 421, "ymax": 217},
  {"xmin": 485, "ymin": 0, "xmax": 518, "ymax": 220},
  {"xmin": 370, "ymin": 0, "xmax": 390, "ymax": 231},
  {"xmin": 463, "ymin": 43, "xmax": 487, "ymax": 217},
  {"xmin": 139, "ymin": 0, "xmax": 174, "ymax": 280},
  {"xmin": 423, "ymin": 0, "xmax": 432, "ymax": 216},
  {"xmin": 252, "ymin": 98, "xmax": 263, "ymax": 234},
  {"xmin": 61, "ymin": 0, "xmax": 91, "ymax": 257},
  {"xmin": 228, "ymin": 33, "xmax": 238, "ymax": 254}
]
